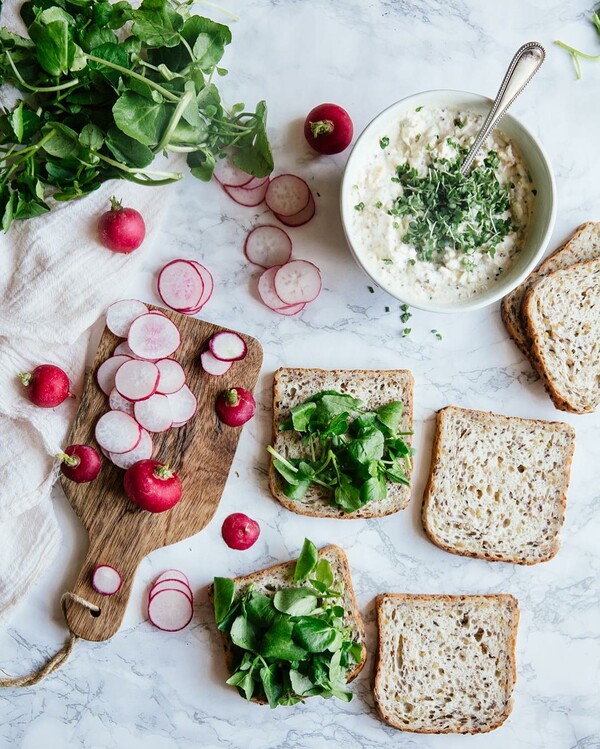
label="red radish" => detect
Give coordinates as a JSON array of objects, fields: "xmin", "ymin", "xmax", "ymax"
[
  {"xmin": 272, "ymin": 301, "xmax": 306, "ymax": 316},
  {"xmin": 134, "ymin": 393, "xmax": 173, "ymax": 433},
  {"xmin": 115, "ymin": 359, "xmax": 160, "ymax": 402},
  {"xmin": 265, "ymin": 175, "xmax": 310, "ymax": 217},
  {"xmin": 244, "ymin": 225, "xmax": 292, "ymax": 268},
  {"xmin": 304, "ymin": 103, "xmax": 353, "ymax": 154},
  {"xmin": 166, "ymin": 385, "xmax": 197, "ymax": 425},
  {"xmin": 221, "ymin": 513, "xmax": 260, "ymax": 550},
  {"xmin": 106, "ymin": 299, "xmax": 148, "ymax": 338},
  {"xmin": 148, "ymin": 588, "xmax": 193, "ymax": 631},
  {"xmin": 224, "ymin": 179, "xmax": 269, "ymax": 207},
  {"xmin": 57, "ymin": 444, "xmax": 102, "ymax": 483},
  {"xmin": 150, "ymin": 580, "xmax": 192, "ymax": 602},
  {"xmin": 157, "ymin": 260, "xmax": 204, "ymax": 312},
  {"xmin": 98, "ymin": 197, "xmax": 146, "ymax": 253},
  {"xmin": 200, "ymin": 350, "xmax": 232, "ymax": 377},
  {"xmin": 113, "ymin": 341, "xmax": 138, "ymax": 359},
  {"xmin": 124, "ymin": 459, "xmax": 182, "ymax": 513},
  {"xmin": 241, "ymin": 176, "xmax": 269, "ymax": 190},
  {"xmin": 275, "ymin": 193, "xmax": 316, "ymax": 227},
  {"xmin": 109, "ymin": 429, "xmax": 153, "ymax": 470},
  {"xmin": 257, "ymin": 266, "xmax": 306, "ymax": 314},
  {"xmin": 95, "ymin": 411, "xmax": 141, "ymax": 454},
  {"xmin": 188, "ymin": 261, "xmax": 214, "ymax": 311},
  {"xmin": 274, "ymin": 260, "xmax": 322, "ymax": 304},
  {"xmin": 19, "ymin": 364, "xmax": 73, "ymax": 408},
  {"xmin": 128, "ymin": 313, "xmax": 181, "ymax": 360},
  {"xmin": 91, "ymin": 565, "xmax": 122, "ymax": 596},
  {"xmin": 96, "ymin": 355, "xmax": 131, "ymax": 396},
  {"xmin": 156, "ymin": 359, "xmax": 186, "ymax": 395},
  {"xmin": 209, "ymin": 331, "xmax": 247, "ymax": 362},
  {"xmin": 109, "ymin": 388, "xmax": 134, "ymax": 415},
  {"xmin": 215, "ymin": 387, "xmax": 256, "ymax": 427},
  {"xmin": 213, "ymin": 157, "xmax": 253, "ymax": 187},
  {"xmin": 154, "ymin": 569, "xmax": 189, "ymax": 586}
]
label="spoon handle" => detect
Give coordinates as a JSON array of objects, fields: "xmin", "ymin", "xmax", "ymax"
[{"xmin": 460, "ymin": 41, "xmax": 545, "ymax": 175}]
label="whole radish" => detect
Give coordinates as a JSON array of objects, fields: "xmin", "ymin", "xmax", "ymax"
[
  {"xmin": 304, "ymin": 103, "xmax": 353, "ymax": 155},
  {"xmin": 124, "ymin": 459, "xmax": 182, "ymax": 513},
  {"xmin": 215, "ymin": 387, "xmax": 256, "ymax": 427},
  {"xmin": 98, "ymin": 197, "xmax": 146, "ymax": 254},
  {"xmin": 222, "ymin": 513, "xmax": 260, "ymax": 551},
  {"xmin": 19, "ymin": 364, "xmax": 73, "ymax": 408},
  {"xmin": 57, "ymin": 444, "xmax": 102, "ymax": 483}
]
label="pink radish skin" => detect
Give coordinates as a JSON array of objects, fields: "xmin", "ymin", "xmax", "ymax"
[
  {"xmin": 200, "ymin": 350, "xmax": 232, "ymax": 377},
  {"xmin": 240, "ymin": 176, "xmax": 269, "ymax": 190},
  {"xmin": 274, "ymin": 193, "xmax": 316, "ymax": 227},
  {"xmin": 273, "ymin": 301, "xmax": 307, "ymax": 316},
  {"xmin": 124, "ymin": 459, "xmax": 182, "ymax": 513},
  {"xmin": 134, "ymin": 393, "xmax": 173, "ymax": 433},
  {"xmin": 188, "ymin": 262, "xmax": 214, "ymax": 311},
  {"xmin": 158, "ymin": 260, "xmax": 204, "ymax": 312},
  {"xmin": 274, "ymin": 260, "xmax": 322, "ymax": 304},
  {"xmin": 150, "ymin": 580, "xmax": 192, "ymax": 602},
  {"xmin": 114, "ymin": 359, "xmax": 160, "ymax": 402},
  {"xmin": 224, "ymin": 179, "xmax": 269, "ymax": 207},
  {"xmin": 148, "ymin": 588, "xmax": 193, "ymax": 631},
  {"xmin": 304, "ymin": 103, "xmax": 353, "ymax": 155},
  {"xmin": 128, "ymin": 313, "xmax": 181, "ymax": 360},
  {"xmin": 244, "ymin": 225, "xmax": 292, "ymax": 268},
  {"xmin": 109, "ymin": 388, "xmax": 134, "ymax": 415},
  {"xmin": 156, "ymin": 358, "xmax": 186, "ymax": 395},
  {"xmin": 96, "ymin": 355, "xmax": 132, "ymax": 396},
  {"xmin": 109, "ymin": 429, "xmax": 153, "ymax": 470},
  {"xmin": 95, "ymin": 411, "xmax": 141, "ymax": 454},
  {"xmin": 209, "ymin": 331, "xmax": 247, "ymax": 362},
  {"xmin": 166, "ymin": 385, "xmax": 197, "ymax": 425},
  {"xmin": 57, "ymin": 444, "xmax": 102, "ymax": 483},
  {"xmin": 98, "ymin": 198, "xmax": 146, "ymax": 254},
  {"xmin": 113, "ymin": 341, "xmax": 138, "ymax": 359},
  {"xmin": 215, "ymin": 387, "xmax": 256, "ymax": 427},
  {"xmin": 154, "ymin": 569, "xmax": 190, "ymax": 586},
  {"xmin": 221, "ymin": 512, "xmax": 260, "ymax": 550},
  {"xmin": 213, "ymin": 158, "xmax": 253, "ymax": 188},
  {"xmin": 265, "ymin": 175, "xmax": 310, "ymax": 217},
  {"xmin": 92, "ymin": 565, "xmax": 123, "ymax": 596},
  {"xmin": 106, "ymin": 299, "xmax": 148, "ymax": 338},
  {"xmin": 19, "ymin": 364, "xmax": 73, "ymax": 408},
  {"xmin": 257, "ymin": 266, "xmax": 306, "ymax": 314}
]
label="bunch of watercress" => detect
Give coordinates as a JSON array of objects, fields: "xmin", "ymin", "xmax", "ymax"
[
  {"xmin": 213, "ymin": 539, "xmax": 363, "ymax": 708},
  {"xmin": 267, "ymin": 391, "xmax": 413, "ymax": 514},
  {"xmin": 0, "ymin": 0, "xmax": 273, "ymax": 230}
]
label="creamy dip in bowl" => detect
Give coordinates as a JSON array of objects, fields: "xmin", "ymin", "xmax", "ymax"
[{"xmin": 340, "ymin": 90, "xmax": 556, "ymax": 313}]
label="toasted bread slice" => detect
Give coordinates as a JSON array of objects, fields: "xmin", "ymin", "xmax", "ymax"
[
  {"xmin": 269, "ymin": 367, "xmax": 414, "ymax": 518},
  {"xmin": 374, "ymin": 594, "xmax": 519, "ymax": 734},
  {"xmin": 422, "ymin": 406, "xmax": 575, "ymax": 564}
]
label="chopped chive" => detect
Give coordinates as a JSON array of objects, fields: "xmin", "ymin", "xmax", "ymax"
[
  {"xmin": 375, "ymin": 200, "xmax": 383, "ymax": 209},
  {"xmin": 368, "ymin": 285, "xmax": 374, "ymax": 293},
  {"xmin": 415, "ymin": 106, "xmax": 423, "ymax": 112},
  {"xmin": 385, "ymin": 306, "xmax": 390, "ymax": 312},
  {"xmin": 402, "ymin": 327, "xmax": 412, "ymax": 336},
  {"xmin": 431, "ymin": 329, "xmax": 443, "ymax": 340},
  {"xmin": 379, "ymin": 136, "xmax": 390, "ymax": 149},
  {"xmin": 354, "ymin": 202, "xmax": 365, "ymax": 211}
]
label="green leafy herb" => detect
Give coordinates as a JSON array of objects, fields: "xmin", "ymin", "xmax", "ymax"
[
  {"xmin": 375, "ymin": 199, "xmax": 383, "ymax": 209},
  {"xmin": 400, "ymin": 303, "xmax": 412, "ymax": 324},
  {"xmin": 385, "ymin": 305, "xmax": 390, "ymax": 312},
  {"xmin": 431, "ymin": 329, "xmax": 443, "ymax": 340},
  {"xmin": 354, "ymin": 202, "xmax": 365, "ymax": 211},
  {"xmin": 368, "ymin": 285, "xmax": 374, "ymax": 293},
  {"xmin": 379, "ymin": 135, "xmax": 389, "ymax": 149},
  {"xmin": 415, "ymin": 105, "xmax": 423, "ymax": 112},
  {"xmin": 402, "ymin": 327, "xmax": 411, "ymax": 337},
  {"xmin": 294, "ymin": 538, "xmax": 319, "ymax": 583}
]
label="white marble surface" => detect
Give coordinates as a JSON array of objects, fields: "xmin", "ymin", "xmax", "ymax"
[{"xmin": 2, "ymin": 0, "xmax": 600, "ymax": 747}]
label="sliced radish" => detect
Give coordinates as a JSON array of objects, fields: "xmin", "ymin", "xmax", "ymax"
[
  {"xmin": 190, "ymin": 262, "xmax": 214, "ymax": 309},
  {"xmin": 95, "ymin": 411, "xmax": 141, "ymax": 454},
  {"xmin": 106, "ymin": 299, "xmax": 148, "ymax": 338},
  {"xmin": 150, "ymin": 580, "xmax": 192, "ymax": 602},
  {"xmin": 114, "ymin": 341, "xmax": 138, "ymax": 359},
  {"xmin": 257, "ymin": 266, "xmax": 291, "ymax": 311},
  {"xmin": 209, "ymin": 331, "xmax": 247, "ymax": 362},
  {"xmin": 96, "ymin": 355, "xmax": 131, "ymax": 395},
  {"xmin": 92, "ymin": 565, "xmax": 122, "ymax": 596},
  {"xmin": 109, "ymin": 429, "xmax": 153, "ymax": 469},
  {"xmin": 273, "ymin": 302, "xmax": 307, "ymax": 316},
  {"xmin": 244, "ymin": 225, "xmax": 292, "ymax": 268},
  {"xmin": 134, "ymin": 393, "xmax": 173, "ymax": 433},
  {"xmin": 265, "ymin": 175, "xmax": 310, "ymax": 217},
  {"xmin": 156, "ymin": 358, "xmax": 186, "ymax": 394},
  {"xmin": 275, "ymin": 193, "xmax": 316, "ymax": 227},
  {"xmin": 224, "ymin": 179, "xmax": 269, "ymax": 207},
  {"xmin": 166, "ymin": 385, "xmax": 197, "ymax": 424},
  {"xmin": 213, "ymin": 157, "xmax": 253, "ymax": 187},
  {"xmin": 241, "ymin": 176, "xmax": 269, "ymax": 190},
  {"xmin": 200, "ymin": 350, "xmax": 232, "ymax": 377},
  {"xmin": 109, "ymin": 387, "xmax": 134, "ymax": 415},
  {"xmin": 158, "ymin": 260, "xmax": 204, "ymax": 312},
  {"xmin": 128, "ymin": 313, "xmax": 181, "ymax": 360},
  {"xmin": 154, "ymin": 569, "xmax": 190, "ymax": 586},
  {"xmin": 148, "ymin": 588, "xmax": 193, "ymax": 632},
  {"xmin": 115, "ymin": 359, "xmax": 160, "ymax": 402},
  {"xmin": 274, "ymin": 260, "xmax": 322, "ymax": 304}
]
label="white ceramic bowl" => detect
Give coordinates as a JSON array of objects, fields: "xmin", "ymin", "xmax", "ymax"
[{"xmin": 340, "ymin": 89, "xmax": 556, "ymax": 313}]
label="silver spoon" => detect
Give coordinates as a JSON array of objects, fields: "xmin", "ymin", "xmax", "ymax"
[{"xmin": 460, "ymin": 41, "xmax": 546, "ymax": 175}]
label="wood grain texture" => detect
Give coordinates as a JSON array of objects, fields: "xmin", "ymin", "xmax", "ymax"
[{"xmin": 60, "ymin": 305, "xmax": 262, "ymax": 642}]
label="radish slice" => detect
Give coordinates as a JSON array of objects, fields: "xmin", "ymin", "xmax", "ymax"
[
  {"xmin": 155, "ymin": 569, "xmax": 190, "ymax": 586},
  {"xmin": 128, "ymin": 313, "xmax": 181, "ymax": 360},
  {"xmin": 274, "ymin": 260, "xmax": 322, "ymax": 304},
  {"xmin": 200, "ymin": 350, "xmax": 232, "ymax": 376},
  {"xmin": 150, "ymin": 580, "xmax": 192, "ymax": 602},
  {"xmin": 244, "ymin": 225, "xmax": 292, "ymax": 268},
  {"xmin": 190, "ymin": 262, "xmax": 214, "ymax": 309},
  {"xmin": 156, "ymin": 358, "xmax": 186, "ymax": 394},
  {"xmin": 148, "ymin": 588, "xmax": 193, "ymax": 632},
  {"xmin": 166, "ymin": 385, "xmax": 197, "ymax": 424},
  {"xmin": 209, "ymin": 331, "xmax": 247, "ymax": 362},
  {"xmin": 95, "ymin": 411, "xmax": 141, "ymax": 454},
  {"xmin": 257, "ymin": 266, "xmax": 292, "ymax": 311},
  {"xmin": 115, "ymin": 359, "xmax": 160, "ymax": 402},
  {"xmin": 275, "ymin": 193, "xmax": 316, "ymax": 227},
  {"xmin": 213, "ymin": 157, "xmax": 253, "ymax": 188},
  {"xmin": 241, "ymin": 176, "xmax": 269, "ymax": 190},
  {"xmin": 106, "ymin": 299, "xmax": 148, "ymax": 338},
  {"xmin": 96, "ymin": 355, "xmax": 131, "ymax": 395},
  {"xmin": 109, "ymin": 388, "xmax": 134, "ymax": 415},
  {"xmin": 274, "ymin": 302, "xmax": 307, "ymax": 316},
  {"xmin": 224, "ymin": 179, "xmax": 269, "ymax": 207},
  {"xmin": 134, "ymin": 393, "xmax": 173, "ymax": 433},
  {"xmin": 265, "ymin": 175, "xmax": 310, "ymax": 217},
  {"xmin": 92, "ymin": 565, "xmax": 122, "ymax": 596},
  {"xmin": 109, "ymin": 429, "xmax": 153, "ymax": 469},
  {"xmin": 114, "ymin": 341, "xmax": 138, "ymax": 359},
  {"xmin": 158, "ymin": 260, "xmax": 204, "ymax": 312}
]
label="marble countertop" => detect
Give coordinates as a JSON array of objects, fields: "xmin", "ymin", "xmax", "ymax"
[{"xmin": 2, "ymin": 0, "xmax": 600, "ymax": 747}]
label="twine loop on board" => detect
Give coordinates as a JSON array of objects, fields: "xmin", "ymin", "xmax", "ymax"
[{"xmin": 0, "ymin": 592, "xmax": 99, "ymax": 688}]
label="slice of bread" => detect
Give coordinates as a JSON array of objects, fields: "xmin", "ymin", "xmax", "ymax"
[
  {"xmin": 269, "ymin": 367, "xmax": 414, "ymax": 518},
  {"xmin": 501, "ymin": 221, "xmax": 600, "ymax": 356},
  {"xmin": 422, "ymin": 406, "xmax": 575, "ymax": 564},
  {"xmin": 374, "ymin": 594, "xmax": 519, "ymax": 734},
  {"xmin": 210, "ymin": 545, "xmax": 367, "ymax": 705},
  {"xmin": 522, "ymin": 258, "xmax": 600, "ymax": 413}
]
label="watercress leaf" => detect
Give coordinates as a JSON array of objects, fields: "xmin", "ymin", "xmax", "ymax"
[
  {"xmin": 289, "ymin": 669, "xmax": 314, "ymax": 696},
  {"xmin": 245, "ymin": 592, "xmax": 280, "ymax": 629},
  {"xmin": 42, "ymin": 123, "xmax": 78, "ymax": 158},
  {"xmin": 273, "ymin": 587, "xmax": 318, "ymax": 616},
  {"xmin": 186, "ymin": 149, "xmax": 215, "ymax": 182},
  {"xmin": 8, "ymin": 103, "xmax": 24, "ymax": 143},
  {"xmin": 38, "ymin": 6, "xmax": 75, "ymax": 26},
  {"xmin": 384, "ymin": 460, "xmax": 410, "ymax": 485},
  {"xmin": 330, "ymin": 687, "xmax": 353, "ymax": 702},
  {"xmin": 175, "ymin": 14, "xmax": 231, "ymax": 70},
  {"xmin": 313, "ymin": 558, "xmax": 334, "ymax": 588},
  {"xmin": 226, "ymin": 669, "xmax": 254, "ymax": 700},
  {"xmin": 229, "ymin": 615, "xmax": 258, "ymax": 652},
  {"xmin": 290, "ymin": 401, "xmax": 316, "ymax": 432},
  {"xmin": 293, "ymin": 618, "xmax": 338, "ymax": 653},
  {"xmin": 353, "ymin": 412, "xmax": 377, "ymax": 433},
  {"xmin": 359, "ymin": 474, "xmax": 387, "ymax": 504},
  {"xmin": 321, "ymin": 412, "xmax": 349, "ymax": 439},
  {"xmin": 131, "ymin": 0, "xmax": 183, "ymax": 48},
  {"xmin": 29, "ymin": 19, "xmax": 73, "ymax": 76},
  {"xmin": 347, "ymin": 641, "xmax": 364, "ymax": 664},
  {"xmin": 80, "ymin": 25, "xmax": 118, "ymax": 51},
  {"xmin": 314, "ymin": 394, "xmax": 362, "ymax": 424},
  {"xmin": 347, "ymin": 429, "xmax": 384, "ymax": 464},
  {"xmin": 328, "ymin": 648, "xmax": 345, "ymax": 685},
  {"xmin": 1, "ymin": 192, "xmax": 15, "ymax": 232},
  {"xmin": 333, "ymin": 479, "xmax": 362, "ymax": 513},
  {"xmin": 171, "ymin": 119, "xmax": 208, "ymax": 146},
  {"xmin": 79, "ymin": 123, "xmax": 104, "ymax": 151},
  {"xmin": 326, "ymin": 630, "xmax": 343, "ymax": 653},
  {"xmin": 113, "ymin": 92, "xmax": 170, "ymax": 146},
  {"xmin": 0, "ymin": 28, "xmax": 35, "ymax": 50},
  {"xmin": 261, "ymin": 619, "xmax": 307, "ymax": 662},
  {"xmin": 375, "ymin": 401, "xmax": 404, "ymax": 432},
  {"xmin": 105, "ymin": 0, "xmax": 134, "ymax": 29},
  {"xmin": 231, "ymin": 101, "xmax": 273, "ymax": 178},
  {"xmin": 88, "ymin": 42, "xmax": 131, "ymax": 85},
  {"xmin": 293, "ymin": 538, "xmax": 319, "ymax": 583},
  {"xmin": 278, "ymin": 692, "xmax": 302, "ymax": 706},
  {"xmin": 259, "ymin": 664, "xmax": 281, "ymax": 708},
  {"xmin": 106, "ymin": 127, "xmax": 154, "ymax": 168},
  {"xmin": 13, "ymin": 194, "xmax": 50, "ymax": 220},
  {"xmin": 282, "ymin": 478, "xmax": 311, "ymax": 500},
  {"xmin": 212, "ymin": 577, "xmax": 235, "ymax": 624},
  {"xmin": 271, "ymin": 458, "xmax": 302, "ymax": 486}
]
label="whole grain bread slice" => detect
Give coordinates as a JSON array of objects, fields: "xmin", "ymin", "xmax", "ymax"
[
  {"xmin": 269, "ymin": 367, "xmax": 414, "ymax": 519},
  {"xmin": 421, "ymin": 406, "xmax": 575, "ymax": 564},
  {"xmin": 522, "ymin": 257, "xmax": 600, "ymax": 413},
  {"xmin": 373, "ymin": 594, "xmax": 519, "ymax": 734},
  {"xmin": 501, "ymin": 221, "xmax": 600, "ymax": 356}
]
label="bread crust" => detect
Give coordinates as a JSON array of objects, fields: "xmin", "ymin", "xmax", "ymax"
[
  {"xmin": 421, "ymin": 406, "xmax": 576, "ymax": 565},
  {"xmin": 373, "ymin": 593, "xmax": 520, "ymax": 734},
  {"xmin": 269, "ymin": 367, "xmax": 415, "ymax": 519}
]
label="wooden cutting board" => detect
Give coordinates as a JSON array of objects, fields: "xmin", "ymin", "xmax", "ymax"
[{"xmin": 60, "ymin": 305, "xmax": 262, "ymax": 642}]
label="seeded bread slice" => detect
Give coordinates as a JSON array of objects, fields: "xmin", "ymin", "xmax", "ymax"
[
  {"xmin": 269, "ymin": 368, "xmax": 414, "ymax": 518},
  {"xmin": 374, "ymin": 594, "xmax": 519, "ymax": 734},
  {"xmin": 209, "ymin": 545, "xmax": 367, "ymax": 705},
  {"xmin": 501, "ymin": 221, "xmax": 600, "ymax": 356},
  {"xmin": 422, "ymin": 406, "xmax": 575, "ymax": 564},
  {"xmin": 522, "ymin": 258, "xmax": 600, "ymax": 413}
]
